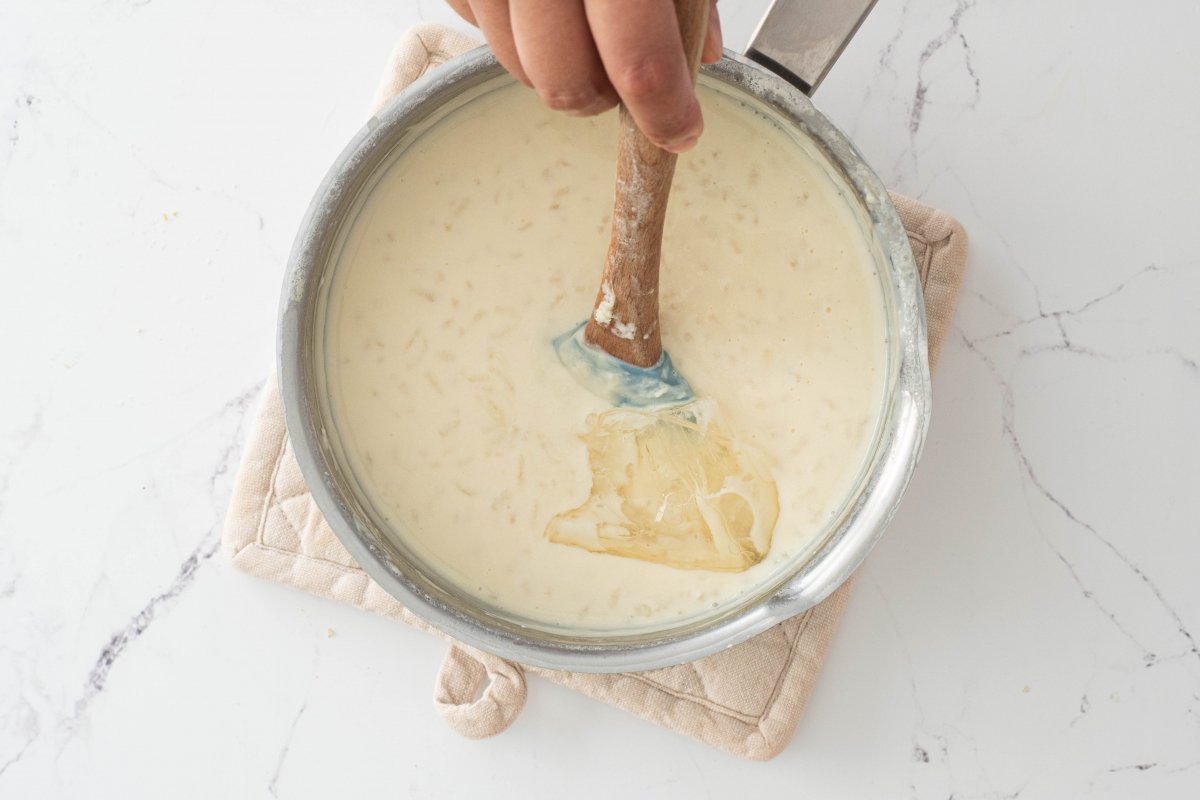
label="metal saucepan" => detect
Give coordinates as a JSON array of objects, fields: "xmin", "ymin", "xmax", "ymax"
[{"xmin": 279, "ymin": 0, "xmax": 930, "ymax": 672}]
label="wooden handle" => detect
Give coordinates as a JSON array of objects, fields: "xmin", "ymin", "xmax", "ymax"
[{"xmin": 583, "ymin": 0, "xmax": 710, "ymax": 368}]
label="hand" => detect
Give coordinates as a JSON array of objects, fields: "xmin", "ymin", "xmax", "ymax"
[{"xmin": 445, "ymin": 0, "xmax": 723, "ymax": 152}]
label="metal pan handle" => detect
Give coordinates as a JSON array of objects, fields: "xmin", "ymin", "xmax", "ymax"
[{"xmin": 744, "ymin": 0, "xmax": 878, "ymax": 96}]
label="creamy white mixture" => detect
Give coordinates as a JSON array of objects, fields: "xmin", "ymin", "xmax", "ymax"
[{"xmin": 324, "ymin": 82, "xmax": 887, "ymax": 632}]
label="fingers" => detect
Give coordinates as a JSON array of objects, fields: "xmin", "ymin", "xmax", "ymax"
[
  {"xmin": 444, "ymin": 0, "xmax": 477, "ymax": 25},
  {"xmin": 510, "ymin": 0, "xmax": 618, "ymax": 116},
  {"xmin": 466, "ymin": 0, "xmax": 719, "ymax": 149},
  {"xmin": 467, "ymin": 0, "xmax": 530, "ymax": 85},
  {"xmin": 702, "ymin": 0, "xmax": 723, "ymax": 64},
  {"xmin": 583, "ymin": 0, "xmax": 703, "ymax": 152}
]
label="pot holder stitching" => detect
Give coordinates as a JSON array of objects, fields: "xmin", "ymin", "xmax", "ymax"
[{"xmin": 625, "ymin": 609, "xmax": 814, "ymax": 723}]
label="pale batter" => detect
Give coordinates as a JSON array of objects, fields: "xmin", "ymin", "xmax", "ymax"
[{"xmin": 323, "ymin": 81, "xmax": 887, "ymax": 632}]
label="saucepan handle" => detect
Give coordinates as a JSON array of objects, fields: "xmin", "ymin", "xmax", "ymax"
[{"xmin": 744, "ymin": 0, "xmax": 878, "ymax": 96}]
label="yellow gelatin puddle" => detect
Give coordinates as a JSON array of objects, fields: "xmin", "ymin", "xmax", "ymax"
[{"xmin": 546, "ymin": 401, "xmax": 779, "ymax": 571}]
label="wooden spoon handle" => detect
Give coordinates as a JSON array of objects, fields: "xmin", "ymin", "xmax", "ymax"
[{"xmin": 583, "ymin": 0, "xmax": 710, "ymax": 368}]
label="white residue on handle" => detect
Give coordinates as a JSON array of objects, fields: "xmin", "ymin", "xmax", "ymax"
[
  {"xmin": 593, "ymin": 280, "xmax": 638, "ymax": 339},
  {"xmin": 612, "ymin": 320, "xmax": 637, "ymax": 340},
  {"xmin": 593, "ymin": 281, "xmax": 616, "ymax": 326}
]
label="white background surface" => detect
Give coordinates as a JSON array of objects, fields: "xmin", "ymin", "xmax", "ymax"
[{"xmin": 2, "ymin": 0, "xmax": 1198, "ymax": 797}]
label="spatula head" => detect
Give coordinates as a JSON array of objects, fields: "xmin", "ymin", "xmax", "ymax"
[{"xmin": 553, "ymin": 321, "xmax": 694, "ymax": 409}]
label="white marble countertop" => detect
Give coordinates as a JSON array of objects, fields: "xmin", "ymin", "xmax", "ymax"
[{"xmin": 2, "ymin": 0, "xmax": 1197, "ymax": 796}]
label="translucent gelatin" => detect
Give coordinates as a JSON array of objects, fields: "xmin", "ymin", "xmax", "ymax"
[{"xmin": 546, "ymin": 401, "xmax": 779, "ymax": 571}]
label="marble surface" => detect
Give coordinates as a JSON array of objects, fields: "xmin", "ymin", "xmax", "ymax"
[{"xmin": 2, "ymin": 0, "xmax": 1197, "ymax": 796}]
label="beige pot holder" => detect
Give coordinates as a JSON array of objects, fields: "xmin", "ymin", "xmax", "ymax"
[{"xmin": 222, "ymin": 25, "xmax": 968, "ymax": 761}]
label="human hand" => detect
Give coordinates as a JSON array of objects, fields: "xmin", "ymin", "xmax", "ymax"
[{"xmin": 444, "ymin": 0, "xmax": 722, "ymax": 153}]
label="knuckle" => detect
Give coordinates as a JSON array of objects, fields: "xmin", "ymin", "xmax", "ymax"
[
  {"xmin": 539, "ymin": 86, "xmax": 600, "ymax": 112},
  {"xmin": 611, "ymin": 53, "xmax": 678, "ymax": 102}
]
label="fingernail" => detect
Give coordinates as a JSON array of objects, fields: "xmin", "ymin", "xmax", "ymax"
[
  {"xmin": 663, "ymin": 133, "xmax": 700, "ymax": 153},
  {"xmin": 663, "ymin": 114, "xmax": 704, "ymax": 153},
  {"xmin": 565, "ymin": 94, "xmax": 615, "ymax": 118}
]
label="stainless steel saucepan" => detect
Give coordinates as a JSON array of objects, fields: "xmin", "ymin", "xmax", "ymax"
[{"xmin": 279, "ymin": 0, "xmax": 930, "ymax": 672}]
